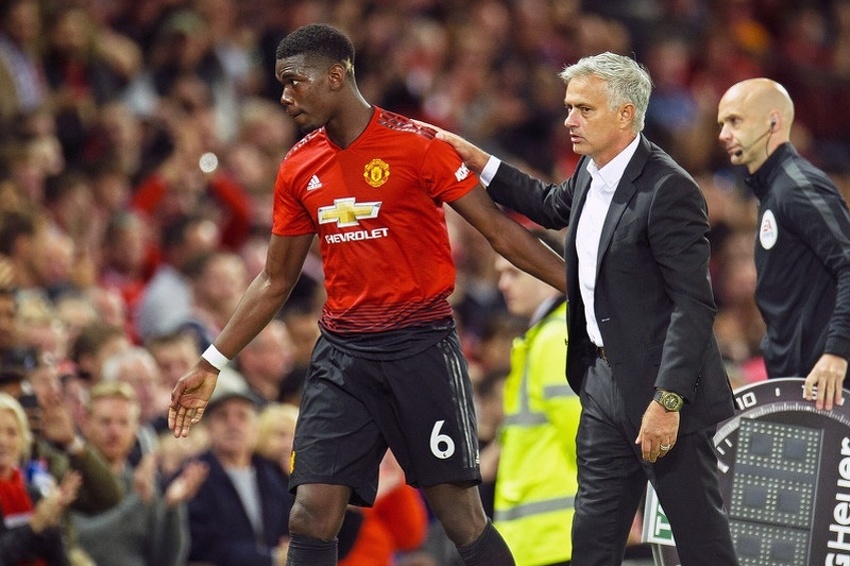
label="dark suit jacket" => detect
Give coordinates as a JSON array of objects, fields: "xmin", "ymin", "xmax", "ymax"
[
  {"xmin": 188, "ymin": 451, "xmax": 294, "ymax": 566},
  {"xmin": 488, "ymin": 135, "xmax": 735, "ymax": 433}
]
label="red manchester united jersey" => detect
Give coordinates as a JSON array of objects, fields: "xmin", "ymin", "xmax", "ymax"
[{"xmin": 272, "ymin": 108, "xmax": 478, "ymax": 334}]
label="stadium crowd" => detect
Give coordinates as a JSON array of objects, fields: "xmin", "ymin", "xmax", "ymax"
[{"xmin": 0, "ymin": 0, "xmax": 848, "ymax": 564}]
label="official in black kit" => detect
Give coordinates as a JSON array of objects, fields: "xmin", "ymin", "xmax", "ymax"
[{"xmin": 718, "ymin": 77, "xmax": 850, "ymax": 411}]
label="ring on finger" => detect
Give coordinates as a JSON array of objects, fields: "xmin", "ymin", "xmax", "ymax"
[{"xmin": 660, "ymin": 444, "xmax": 671, "ymax": 451}]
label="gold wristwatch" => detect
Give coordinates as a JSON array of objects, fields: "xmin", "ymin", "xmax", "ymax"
[{"xmin": 653, "ymin": 390, "xmax": 684, "ymax": 412}]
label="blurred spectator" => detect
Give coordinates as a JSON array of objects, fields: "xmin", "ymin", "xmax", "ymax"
[
  {"xmin": 53, "ymin": 290, "xmax": 100, "ymax": 348},
  {"xmin": 42, "ymin": 170, "xmax": 99, "ymax": 267},
  {"xmin": 195, "ymin": 0, "xmax": 265, "ymax": 100},
  {"xmin": 235, "ymin": 317, "xmax": 296, "ymax": 405},
  {"xmin": 0, "ymin": 209, "xmax": 50, "ymax": 292},
  {"xmin": 101, "ymin": 346, "xmax": 171, "ymax": 461},
  {"xmin": 0, "ymin": 392, "xmax": 81, "ymax": 566},
  {"xmin": 98, "ymin": 209, "xmax": 153, "ymax": 316},
  {"xmin": 70, "ymin": 321, "xmax": 130, "ymax": 384},
  {"xmin": 41, "ymin": 5, "xmax": 140, "ymax": 169},
  {"xmin": 491, "ymin": 230, "xmax": 578, "ymax": 565},
  {"xmin": 83, "ymin": 103, "xmax": 145, "ymax": 183},
  {"xmin": 187, "ymin": 379, "xmax": 293, "ymax": 566},
  {"xmin": 133, "ymin": 213, "xmax": 220, "ymax": 341},
  {"xmin": 232, "ymin": 97, "xmax": 297, "ymax": 223},
  {"xmin": 0, "ymin": 0, "xmax": 45, "ymax": 123},
  {"xmin": 254, "ymin": 401, "xmax": 298, "ymax": 474},
  {"xmin": 0, "ymin": 286, "xmax": 18, "ymax": 359},
  {"xmin": 145, "ymin": 329, "xmax": 201, "ymax": 391},
  {"xmin": 14, "ymin": 292, "xmax": 69, "ymax": 362},
  {"xmin": 129, "ymin": 108, "xmax": 253, "ymax": 250},
  {"xmin": 0, "ymin": 348, "xmax": 124, "ymax": 565},
  {"xmin": 0, "ymin": 134, "xmax": 52, "ymax": 204},
  {"xmin": 180, "ymin": 250, "xmax": 249, "ymax": 351},
  {"xmin": 73, "ymin": 380, "xmax": 208, "ymax": 566},
  {"xmin": 21, "ymin": 351, "xmax": 123, "ymax": 514},
  {"xmin": 157, "ymin": 425, "xmax": 210, "ymax": 482}
]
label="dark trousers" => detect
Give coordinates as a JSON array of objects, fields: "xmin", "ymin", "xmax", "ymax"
[{"xmin": 571, "ymin": 357, "xmax": 738, "ymax": 566}]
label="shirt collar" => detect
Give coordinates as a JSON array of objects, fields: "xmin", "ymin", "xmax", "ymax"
[
  {"xmin": 745, "ymin": 142, "xmax": 796, "ymax": 199},
  {"xmin": 585, "ymin": 134, "xmax": 641, "ymax": 191}
]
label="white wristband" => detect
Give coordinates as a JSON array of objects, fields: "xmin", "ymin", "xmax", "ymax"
[{"xmin": 202, "ymin": 344, "xmax": 230, "ymax": 371}]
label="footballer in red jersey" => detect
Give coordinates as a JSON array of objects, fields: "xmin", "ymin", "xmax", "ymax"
[
  {"xmin": 170, "ymin": 23, "xmax": 565, "ymax": 566},
  {"xmin": 273, "ymin": 107, "xmax": 476, "ymax": 334}
]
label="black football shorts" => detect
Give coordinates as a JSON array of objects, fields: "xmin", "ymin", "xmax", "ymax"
[{"xmin": 289, "ymin": 330, "xmax": 481, "ymax": 506}]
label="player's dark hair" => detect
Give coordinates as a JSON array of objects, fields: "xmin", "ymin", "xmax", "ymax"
[{"xmin": 275, "ymin": 23, "xmax": 355, "ymax": 71}]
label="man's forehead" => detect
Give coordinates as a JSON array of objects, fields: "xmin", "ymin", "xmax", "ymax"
[
  {"xmin": 276, "ymin": 53, "xmax": 326, "ymax": 74},
  {"xmin": 718, "ymin": 89, "xmax": 752, "ymax": 117},
  {"xmin": 564, "ymin": 75, "xmax": 605, "ymax": 99}
]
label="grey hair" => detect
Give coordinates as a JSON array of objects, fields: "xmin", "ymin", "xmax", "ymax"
[
  {"xmin": 101, "ymin": 346, "xmax": 160, "ymax": 384},
  {"xmin": 559, "ymin": 52, "xmax": 653, "ymax": 133}
]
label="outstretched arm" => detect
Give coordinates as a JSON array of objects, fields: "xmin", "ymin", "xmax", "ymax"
[
  {"xmin": 449, "ymin": 185, "xmax": 566, "ymax": 293},
  {"xmin": 169, "ymin": 233, "xmax": 314, "ymax": 437}
]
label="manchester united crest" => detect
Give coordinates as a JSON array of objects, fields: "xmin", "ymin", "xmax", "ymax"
[{"xmin": 363, "ymin": 158, "xmax": 390, "ymax": 188}]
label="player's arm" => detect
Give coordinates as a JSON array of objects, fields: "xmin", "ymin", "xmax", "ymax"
[
  {"xmin": 449, "ymin": 185, "xmax": 566, "ymax": 293},
  {"xmin": 169, "ymin": 233, "xmax": 314, "ymax": 437},
  {"xmin": 214, "ymin": 233, "xmax": 315, "ymax": 357}
]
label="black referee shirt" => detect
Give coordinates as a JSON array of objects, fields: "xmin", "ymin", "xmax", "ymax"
[{"xmin": 746, "ymin": 142, "xmax": 850, "ymax": 378}]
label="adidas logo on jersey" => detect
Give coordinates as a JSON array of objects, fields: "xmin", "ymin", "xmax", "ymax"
[{"xmin": 307, "ymin": 175, "xmax": 323, "ymax": 191}]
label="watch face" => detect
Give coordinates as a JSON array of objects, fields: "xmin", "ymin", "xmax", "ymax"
[
  {"xmin": 645, "ymin": 378, "xmax": 850, "ymax": 566},
  {"xmin": 662, "ymin": 393, "xmax": 682, "ymax": 411}
]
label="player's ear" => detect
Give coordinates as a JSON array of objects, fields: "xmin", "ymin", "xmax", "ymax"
[{"xmin": 327, "ymin": 62, "xmax": 347, "ymax": 91}]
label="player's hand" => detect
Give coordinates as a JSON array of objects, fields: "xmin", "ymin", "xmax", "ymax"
[
  {"xmin": 636, "ymin": 401, "xmax": 679, "ymax": 463},
  {"xmin": 803, "ymin": 353, "xmax": 847, "ymax": 410},
  {"xmin": 169, "ymin": 363, "xmax": 218, "ymax": 438}
]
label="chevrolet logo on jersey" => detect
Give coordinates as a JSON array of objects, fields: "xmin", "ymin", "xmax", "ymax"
[{"xmin": 318, "ymin": 197, "xmax": 381, "ymax": 227}]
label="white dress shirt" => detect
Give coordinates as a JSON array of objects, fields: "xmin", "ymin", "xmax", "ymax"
[
  {"xmin": 576, "ymin": 135, "xmax": 640, "ymax": 346},
  {"xmin": 480, "ymin": 135, "xmax": 641, "ymax": 347}
]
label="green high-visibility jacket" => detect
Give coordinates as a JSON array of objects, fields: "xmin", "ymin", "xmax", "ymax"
[{"xmin": 494, "ymin": 300, "xmax": 580, "ymax": 566}]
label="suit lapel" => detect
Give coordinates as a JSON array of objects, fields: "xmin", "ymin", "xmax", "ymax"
[
  {"xmin": 595, "ymin": 136, "xmax": 651, "ymax": 273},
  {"xmin": 566, "ymin": 162, "xmax": 592, "ymax": 322}
]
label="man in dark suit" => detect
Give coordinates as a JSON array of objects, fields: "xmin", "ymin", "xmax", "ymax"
[
  {"xmin": 438, "ymin": 52, "xmax": 738, "ymax": 565},
  {"xmin": 187, "ymin": 379, "xmax": 294, "ymax": 565}
]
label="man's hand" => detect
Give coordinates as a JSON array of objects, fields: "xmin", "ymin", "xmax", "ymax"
[
  {"xmin": 635, "ymin": 401, "xmax": 680, "ymax": 463},
  {"xmin": 133, "ymin": 454, "xmax": 158, "ymax": 505},
  {"xmin": 31, "ymin": 471, "xmax": 82, "ymax": 533},
  {"xmin": 803, "ymin": 353, "xmax": 847, "ymax": 410},
  {"xmin": 164, "ymin": 459, "xmax": 209, "ymax": 507},
  {"xmin": 434, "ymin": 131, "xmax": 491, "ymax": 175},
  {"xmin": 37, "ymin": 388, "xmax": 77, "ymax": 448},
  {"xmin": 168, "ymin": 363, "xmax": 218, "ymax": 438}
]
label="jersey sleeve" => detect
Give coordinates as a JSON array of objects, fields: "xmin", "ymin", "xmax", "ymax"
[
  {"xmin": 271, "ymin": 159, "xmax": 316, "ymax": 237},
  {"xmin": 421, "ymin": 139, "xmax": 479, "ymax": 203}
]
